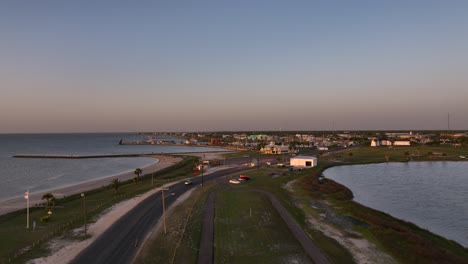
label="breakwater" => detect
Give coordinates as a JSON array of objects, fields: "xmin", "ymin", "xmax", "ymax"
[
  {"xmin": 13, "ymin": 154, "xmax": 145, "ymax": 159},
  {"xmin": 13, "ymin": 150, "xmax": 233, "ymax": 159}
]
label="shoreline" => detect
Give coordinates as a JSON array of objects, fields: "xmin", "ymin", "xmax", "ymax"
[
  {"xmin": 0, "ymin": 155, "xmax": 182, "ymax": 216},
  {"xmin": 319, "ymin": 160, "xmax": 468, "ymax": 250}
]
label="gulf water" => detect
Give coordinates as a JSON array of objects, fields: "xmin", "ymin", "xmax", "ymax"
[
  {"xmin": 324, "ymin": 162, "xmax": 468, "ymax": 247},
  {"xmin": 0, "ymin": 133, "xmax": 218, "ymax": 201}
]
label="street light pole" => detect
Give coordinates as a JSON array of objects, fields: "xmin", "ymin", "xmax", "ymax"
[
  {"xmin": 25, "ymin": 189, "xmax": 29, "ymax": 229},
  {"xmin": 81, "ymin": 193, "xmax": 87, "ymax": 236},
  {"xmin": 157, "ymin": 188, "xmax": 176, "ymax": 235},
  {"xmin": 201, "ymin": 165, "xmax": 204, "ymax": 186},
  {"xmin": 162, "ymin": 189, "xmax": 166, "ymax": 235},
  {"xmin": 157, "ymin": 187, "xmax": 170, "ymax": 235},
  {"xmin": 257, "ymin": 150, "xmax": 260, "ymax": 170}
]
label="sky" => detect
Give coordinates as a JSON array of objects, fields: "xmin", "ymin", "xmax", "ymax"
[{"xmin": 1, "ymin": 0, "xmax": 467, "ymax": 133}]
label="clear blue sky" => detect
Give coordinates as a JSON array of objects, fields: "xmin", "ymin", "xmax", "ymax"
[{"xmin": 1, "ymin": 1, "xmax": 467, "ymax": 133}]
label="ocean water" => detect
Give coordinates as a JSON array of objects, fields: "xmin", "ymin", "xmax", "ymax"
[
  {"xmin": 0, "ymin": 133, "xmax": 218, "ymax": 201},
  {"xmin": 324, "ymin": 162, "xmax": 468, "ymax": 247}
]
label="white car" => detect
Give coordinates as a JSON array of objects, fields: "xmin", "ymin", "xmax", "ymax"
[
  {"xmin": 229, "ymin": 179, "xmax": 241, "ymax": 184},
  {"xmin": 184, "ymin": 180, "xmax": 192, "ymax": 185}
]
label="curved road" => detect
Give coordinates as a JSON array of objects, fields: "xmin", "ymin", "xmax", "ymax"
[{"xmin": 71, "ymin": 166, "xmax": 246, "ymax": 264}]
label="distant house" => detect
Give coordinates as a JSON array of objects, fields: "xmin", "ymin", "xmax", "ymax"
[
  {"xmin": 248, "ymin": 134, "xmax": 268, "ymax": 140},
  {"xmin": 210, "ymin": 138, "xmax": 223, "ymax": 145},
  {"xmin": 260, "ymin": 142, "xmax": 291, "ymax": 154},
  {"xmin": 380, "ymin": 140, "xmax": 392, "ymax": 146},
  {"xmin": 290, "ymin": 156, "xmax": 317, "ymax": 168},
  {"xmin": 393, "ymin": 141, "xmax": 410, "ymax": 146},
  {"xmin": 371, "ymin": 139, "xmax": 410, "ymax": 147}
]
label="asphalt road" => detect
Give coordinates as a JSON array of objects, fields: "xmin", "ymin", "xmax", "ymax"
[{"xmin": 71, "ymin": 166, "xmax": 247, "ymax": 264}]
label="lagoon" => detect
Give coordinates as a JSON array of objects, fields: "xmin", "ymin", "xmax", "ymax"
[{"xmin": 324, "ymin": 161, "xmax": 468, "ymax": 247}]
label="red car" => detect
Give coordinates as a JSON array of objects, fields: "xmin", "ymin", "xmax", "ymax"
[{"xmin": 239, "ymin": 175, "xmax": 250, "ymax": 180}]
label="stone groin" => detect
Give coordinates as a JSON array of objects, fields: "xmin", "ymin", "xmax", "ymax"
[{"xmin": 13, "ymin": 154, "xmax": 144, "ymax": 159}]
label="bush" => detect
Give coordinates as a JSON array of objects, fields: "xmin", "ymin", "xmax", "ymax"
[{"xmin": 40, "ymin": 215, "xmax": 50, "ymax": 222}]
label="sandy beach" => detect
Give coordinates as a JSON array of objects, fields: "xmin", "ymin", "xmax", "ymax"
[{"xmin": 0, "ymin": 155, "xmax": 182, "ymax": 216}]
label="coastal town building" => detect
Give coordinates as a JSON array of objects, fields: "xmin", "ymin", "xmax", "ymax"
[
  {"xmin": 371, "ymin": 139, "xmax": 411, "ymax": 147},
  {"xmin": 290, "ymin": 156, "xmax": 318, "ymax": 168},
  {"xmin": 260, "ymin": 142, "xmax": 291, "ymax": 154}
]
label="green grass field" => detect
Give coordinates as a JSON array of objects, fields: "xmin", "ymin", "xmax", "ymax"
[
  {"xmin": 214, "ymin": 190, "xmax": 312, "ymax": 264},
  {"xmin": 134, "ymin": 183, "xmax": 218, "ymax": 264},
  {"xmin": 137, "ymin": 168, "xmax": 354, "ymax": 264}
]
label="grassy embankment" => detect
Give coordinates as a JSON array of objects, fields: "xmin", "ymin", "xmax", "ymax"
[
  {"xmin": 0, "ymin": 155, "xmax": 198, "ymax": 264},
  {"xmin": 84, "ymin": 145, "xmax": 468, "ymax": 263},
  {"xmin": 137, "ymin": 167, "xmax": 354, "ymax": 263},
  {"xmin": 300, "ymin": 145, "xmax": 468, "ymax": 263}
]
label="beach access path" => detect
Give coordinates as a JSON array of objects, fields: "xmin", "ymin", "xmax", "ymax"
[{"xmin": 0, "ymin": 155, "xmax": 181, "ymax": 216}]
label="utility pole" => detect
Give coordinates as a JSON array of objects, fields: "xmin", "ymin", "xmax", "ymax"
[
  {"xmin": 201, "ymin": 164, "xmax": 204, "ymax": 186},
  {"xmin": 25, "ymin": 189, "xmax": 29, "ymax": 229},
  {"xmin": 81, "ymin": 193, "xmax": 86, "ymax": 236},
  {"xmin": 162, "ymin": 189, "xmax": 167, "ymax": 235},
  {"xmin": 157, "ymin": 187, "xmax": 171, "ymax": 235}
]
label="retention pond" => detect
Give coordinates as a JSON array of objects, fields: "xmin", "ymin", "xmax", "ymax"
[{"xmin": 324, "ymin": 161, "xmax": 468, "ymax": 247}]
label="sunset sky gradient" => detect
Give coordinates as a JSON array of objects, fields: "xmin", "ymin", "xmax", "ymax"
[{"xmin": 1, "ymin": 1, "xmax": 467, "ymax": 133}]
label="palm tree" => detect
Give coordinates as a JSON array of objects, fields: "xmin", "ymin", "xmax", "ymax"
[
  {"xmin": 111, "ymin": 179, "xmax": 121, "ymax": 194},
  {"xmin": 41, "ymin": 193, "xmax": 54, "ymax": 209},
  {"xmin": 50, "ymin": 197, "xmax": 57, "ymax": 210},
  {"xmin": 257, "ymin": 142, "xmax": 265, "ymax": 152},
  {"xmin": 134, "ymin": 168, "xmax": 143, "ymax": 183},
  {"xmin": 193, "ymin": 158, "xmax": 201, "ymax": 171}
]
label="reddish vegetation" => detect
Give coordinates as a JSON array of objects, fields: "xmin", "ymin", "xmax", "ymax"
[
  {"xmin": 353, "ymin": 208, "xmax": 468, "ymax": 264},
  {"xmin": 300, "ymin": 170, "xmax": 468, "ymax": 264},
  {"xmin": 300, "ymin": 172, "xmax": 353, "ymax": 201}
]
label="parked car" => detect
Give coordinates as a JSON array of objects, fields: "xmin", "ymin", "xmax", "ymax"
[
  {"xmin": 239, "ymin": 175, "xmax": 250, "ymax": 180},
  {"xmin": 229, "ymin": 179, "xmax": 241, "ymax": 184},
  {"xmin": 184, "ymin": 180, "xmax": 192, "ymax": 185}
]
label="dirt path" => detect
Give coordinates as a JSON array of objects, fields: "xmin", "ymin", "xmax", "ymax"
[
  {"xmin": 256, "ymin": 190, "xmax": 330, "ymax": 264},
  {"xmin": 197, "ymin": 188, "xmax": 330, "ymax": 264},
  {"xmin": 197, "ymin": 191, "xmax": 216, "ymax": 264}
]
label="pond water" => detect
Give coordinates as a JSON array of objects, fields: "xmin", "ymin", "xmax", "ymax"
[{"xmin": 324, "ymin": 162, "xmax": 468, "ymax": 247}]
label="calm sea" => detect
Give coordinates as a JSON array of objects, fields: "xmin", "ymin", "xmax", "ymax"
[
  {"xmin": 0, "ymin": 133, "xmax": 218, "ymax": 201},
  {"xmin": 324, "ymin": 162, "xmax": 468, "ymax": 247}
]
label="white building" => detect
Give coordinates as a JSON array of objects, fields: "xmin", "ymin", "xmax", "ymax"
[
  {"xmin": 393, "ymin": 141, "xmax": 410, "ymax": 146},
  {"xmin": 290, "ymin": 156, "xmax": 317, "ymax": 168},
  {"xmin": 260, "ymin": 142, "xmax": 291, "ymax": 154}
]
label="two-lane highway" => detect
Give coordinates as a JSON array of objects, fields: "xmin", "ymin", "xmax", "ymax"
[{"xmin": 71, "ymin": 166, "xmax": 247, "ymax": 264}]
